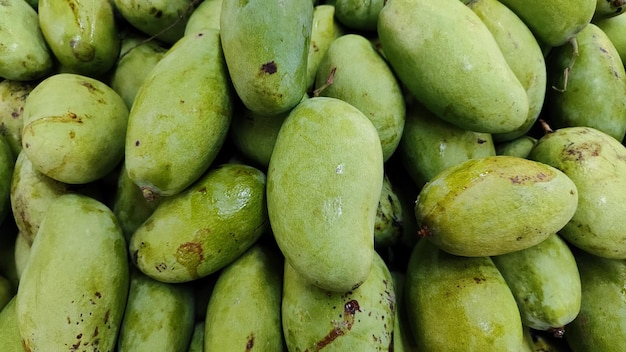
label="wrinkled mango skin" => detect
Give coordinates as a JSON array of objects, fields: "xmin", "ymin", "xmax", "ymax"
[
  {"xmin": 415, "ymin": 155, "xmax": 578, "ymax": 257},
  {"xmin": 267, "ymin": 97, "xmax": 383, "ymax": 292},
  {"xmin": 16, "ymin": 194, "xmax": 129, "ymax": 352},
  {"xmin": 378, "ymin": 0, "xmax": 528, "ymax": 134},
  {"xmin": 406, "ymin": 239, "xmax": 525, "ymax": 351},
  {"xmin": 528, "ymin": 127, "xmax": 626, "ymax": 259},
  {"xmin": 282, "ymin": 252, "xmax": 395, "ymax": 351}
]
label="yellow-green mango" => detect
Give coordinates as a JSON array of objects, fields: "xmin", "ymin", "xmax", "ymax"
[
  {"xmin": 39, "ymin": 0, "xmax": 119, "ymax": 77},
  {"xmin": 203, "ymin": 244, "xmax": 284, "ymax": 351},
  {"xmin": 306, "ymin": 4, "xmax": 343, "ymax": 90},
  {"xmin": 492, "ymin": 234, "xmax": 581, "ymax": 332},
  {"xmin": 0, "ymin": 0, "xmax": 52, "ymax": 81},
  {"xmin": 593, "ymin": 0, "xmax": 625, "ymax": 20},
  {"xmin": 328, "ymin": 0, "xmax": 385, "ymax": 31},
  {"xmin": 564, "ymin": 249, "xmax": 626, "ymax": 351},
  {"xmin": 117, "ymin": 268, "xmax": 195, "ymax": 351},
  {"xmin": 528, "ymin": 127, "xmax": 626, "ymax": 259},
  {"xmin": 390, "ymin": 272, "xmax": 419, "ymax": 352},
  {"xmin": 594, "ymin": 13, "xmax": 626, "ymax": 64},
  {"xmin": 16, "ymin": 193, "xmax": 129, "ymax": 351},
  {"xmin": 282, "ymin": 251, "xmax": 395, "ymax": 351},
  {"xmin": 546, "ymin": 23, "xmax": 626, "ymax": 142},
  {"xmin": 113, "ymin": 0, "xmax": 193, "ymax": 45},
  {"xmin": 125, "ymin": 29, "xmax": 232, "ymax": 200},
  {"xmin": 13, "ymin": 232, "xmax": 30, "ymax": 281},
  {"xmin": 130, "ymin": 163, "xmax": 268, "ymax": 283},
  {"xmin": 374, "ymin": 174, "xmax": 403, "ymax": 248},
  {"xmin": 378, "ymin": 0, "xmax": 529, "ymax": 134},
  {"xmin": 0, "ymin": 297, "xmax": 23, "ymax": 352},
  {"xmin": 188, "ymin": 321, "xmax": 205, "ymax": 352},
  {"xmin": 22, "ymin": 73, "xmax": 129, "ymax": 184},
  {"xmin": 0, "ymin": 135, "xmax": 12, "ymax": 225},
  {"xmin": 415, "ymin": 155, "xmax": 578, "ymax": 257},
  {"xmin": 467, "ymin": 0, "xmax": 547, "ymax": 142},
  {"xmin": 497, "ymin": 0, "xmax": 595, "ymax": 47},
  {"xmin": 220, "ymin": 0, "xmax": 313, "ymax": 115},
  {"xmin": 405, "ymin": 239, "xmax": 526, "ymax": 351},
  {"xmin": 399, "ymin": 99, "xmax": 495, "ymax": 189},
  {"xmin": 0, "ymin": 79, "xmax": 35, "ymax": 158},
  {"xmin": 184, "ymin": 0, "xmax": 222, "ymax": 34},
  {"xmin": 496, "ymin": 136, "xmax": 537, "ymax": 159},
  {"xmin": 267, "ymin": 97, "xmax": 384, "ymax": 292},
  {"xmin": 314, "ymin": 33, "xmax": 406, "ymax": 161}
]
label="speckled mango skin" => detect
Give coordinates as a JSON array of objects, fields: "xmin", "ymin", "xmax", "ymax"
[
  {"xmin": 282, "ymin": 251, "xmax": 395, "ymax": 352},
  {"xmin": 267, "ymin": 97, "xmax": 384, "ymax": 292},
  {"xmin": 130, "ymin": 164, "xmax": 268, "ymax": 283},
  {"xmin": 416, "ymin": 155, "xmax": 578, "ymax": 257},
  {"xmin": 406, "ymin": 239, "xmax": 525, "ymax": 352},
  {"xmin": 203, "ymin": 245, "xmax": 284, "ymax": 351},
  {"xmin": 124, "ymin": 29, "xmax": 232, "ymax": 199},
  {"xmin": 16, "ymin": 194, "xmax": 129, "ymax": 352},
  {"xmin": 220, "ymin": 0, "xmax": 313, "ymax": 116},
  {"xmin": 492, "ymin": 234, "xmax": 581, "ymax": 331},
  {"xmin": 378, "ymin": 0, "xmax": 528, "ymax": 134},
  {"xmin": 528, "ymin": 127, "xmax": 626, "ymax": 259}
]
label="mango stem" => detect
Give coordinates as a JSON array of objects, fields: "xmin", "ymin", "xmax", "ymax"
[{"xmin": 551, "ymin": 37, "xmax": 579, "ymax": 93}]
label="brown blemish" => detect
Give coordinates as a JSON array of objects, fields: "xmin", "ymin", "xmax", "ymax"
[
  {"xmin": 562, "ymin": 141, "xmax": 601, "ymax": 161},
  {"xmin": 246, "ymin": 333, "xmax": 254, "ymax": 351},
  {"xmin": 175, "ymin": 242, "xmax": 203, "ymax": 278},
  {"xmin": 93, "ymin": 326, "xmax": 99, "ymax": 337},
  {"xmin": 135, "ymin": 140, "xmax": 140, "ymax": 146},
  {"xmin": 509, "ymin": 172, "xmax": 553, "ymax": 185},
  {"xmin": 417, "ymin": 225, "xmax": 432, "ymax": 238},
  {"xmin": 104, "ymin": 310, "xmax": 110, "ymax": 325},
  {"xmin": 69, "ymin": 130, "xmax": 75, "ymax": 138},
  {"xmin": 306, "ymin": 300, "xmax": 361, "ymax": 351},
  {"xmin": 477, "ymin": 138, "xmax": 487, "ymax": 144},
  {"xmin": 155, "ymin": 262, "xmax": 168, "ymax": 272},
  {"xmin": 95, "ymin": 292, "xmax": 101, "ymax": 299},
  {"xmin": 80, "ymin": 81, "xmax": 97, "ymax": 93},
  {"xmin": 473, "ymin": 277, "xmax": 486, "ymax": 284},
  {"xmin": 260, "ymin": 61, "xmax": 277, "ymax": 74}
]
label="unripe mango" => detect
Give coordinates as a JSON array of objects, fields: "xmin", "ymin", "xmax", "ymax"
[
  {"xmin": 329, "ymin": 0, "xmax": 385, "ymax": 31},
  {"xmin": 374, "ymin": 174, "xmax": 403, "ymax": 248},
  {"xmin": 496, "ymin": 136, "xmax": 537, "ymax": 159},
  {"xmin": 593, "ymin": 0, "xmax": 625, "ymax": 20},
  {"xmin": 185, "ymin": 0, "xmax": 222, "ymax": 34},
  {"xmin": 306, "ymin": 4, "xmax": 343, "ymax": 89},
  {"xmin": 0, "ymin": 79, "xmax": 34, "ymax": 158},
  {"xmin": 595, "ymin": 14, "xmax": 626, "ymax": 64},
  {"xmin": 113, "ymin": 0, "xmax": 193, "ymax": 45},
  {"xmin": 267, "ymin": 97, "xmax": 383, "ymax": 292},
  {"xmin": 0, "ymin": 297, "xmax": 23, "ymax": 352},
  {"xmin": 188, "ymin": 322, "xmax": 205, "ymax": 352}
]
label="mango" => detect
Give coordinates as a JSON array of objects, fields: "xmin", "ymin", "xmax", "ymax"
[
  {"xmin": 0, "ymin": 0, "xmax": 52, "ymax": 81},
  {"xmin": 390, "ymin": 272, "xmax": 419, "ymax": 352},
  {"xmin": 267, "ymin": 97, "xmax": 383, "ymax": 292},
  {"xmin": 13, "ymin": 232, "xmax": 30, "ymax": 281},
  {"xmin": 496, "ymin": 136, "xmax": 537, "ymax": 159},
  {"xmin": 374, "ymin": 174, "xmax": 403, "ymax": 248},
  {"xmin": 0, "ymin": 297, "xmax": 23, "ymax": 352},
  {"xmin": 38, "ymin": 0, "xmax": 119, "ymax": 77},
  {"xmin": 282, "ymin": 251, "xmax": 395, "ymax": 351},
  {"xmin": 306, "ymin": 4, "xmax": 343, "ymax": 90},
  {"xmin": 184, "ymin": 0, "xmax": 222, "ymax": 34},
  {"xmin": 546, "ymin": 23, "xmax": 626, "ymax": 142},
  {"xmin": 496, "ymin": 0, "xmax": 595, "ymax": 47},
  {"xmin": 125, "ymin": 29, "xmax": 232, "ymax": 200},
  {"xmin": 0, "ymin": 135, "xmax": 12, "ymax": 225},
  {"xmin": 314, "ymin": 33, "xmax": 406, "ymax": 162},
  {"xmin": 220, "ymin": 0, "xmax": 313, "ymax": 115},
  {"xmin": 594, "ymin": 13, "xmax": 626, "ymax": 64},
  {"xmin": 405, "ymin": 239, "xmax": 526, "ymax": 351},
  {"xmin": 188, "ymin": 322, "xmax": 205, "ymax": 352},
  {"xmin": 0, "ymin": 79, "xmax": 34, "ymax": 158},
  {"xmin": 16, "ymin": 193, "xmax": 129, "ymax": 351},
  {"xmin": 492, "ymin": 234, "xmax": 581, "ymax": 332},
  {"xmin": 22, "ymin": 73, "xmax": 129, "ymax": 184},
  {"xmin": 329, "ymin": 0, "xmax": 385, "ymax": 31},
  {"xmin": 130, "ymin": 163, "xmax": 268, "ymax": 283},
  {"xmin": 528, "ymin": 126, "xmax": 626, "ymax": 259},
  {"xmin": 117, "ymin": 268, "xmax": 195, "ymax": 351},
  {"xmin": 378, "ymin": 0, "xmax": 529, "ymax": 134},
  {"xmin": 203, "ymin": 244, "xmax": 284, "ymax": 351},
  {"xmin": 593, "ymin": 0, "xmax": 625, "ymax": 19},
  {"xmin": 415, "ymin": 155, "xmax": 578, "ymax": 257},
  {"xmin": 113, "ymin": 0, "xmax": 193, "ymax": 45}
]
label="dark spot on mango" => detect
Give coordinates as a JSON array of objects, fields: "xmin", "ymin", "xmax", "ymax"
[
  {"xmin": 473, "ymin": 277, "xmax": 486, "ymax": 284},
  {"xmin": 95, "ymin": 292, "xmax": 101, "ymax": 299},
  {"xmin": 477, "ymin": 138, "xmax": 487, "ymax": 144},
  {"xmin": 246, "ymin": 333, "xmax": 254, "ymax": 351},
  {"xmin": 155, "ymin": 262, "xmax": 168, "ymax": 272},
  {"xmin": 93, "ymin": 326, "xmax": 99, "ymax": 337},
  {"xmin": 175, "ymin": 242, "xmax": 203, "ymax": 278},
  {"xmin": 306, "ymin": 300, "xmax": 361, "ymax": 351},
  {"xmin": 69, "ymin": 130, "xmax": 75, "ymax": 139},
  {"xmin": 104, "ymin": 310, "xmax": 110, "ymax": 324},
  {"xmin": 260, "ymin": 61, "xmax": 278, "ymax": 74},
  {"xmin": 135, "ymin": 140, "xmax": 140, "ymax": 146}
]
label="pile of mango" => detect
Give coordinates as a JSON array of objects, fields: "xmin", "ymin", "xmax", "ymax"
[{"xmin": 2, "ymin": 0, "xmax": 626, "ymax": 350}]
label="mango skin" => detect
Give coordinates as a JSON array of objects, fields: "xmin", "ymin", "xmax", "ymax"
[
  {"xmin": 0, "ymin": 297, "xmax": 23, "ymax": 352},
  {"xmin": 267, "ymin": 97, "xmax": 384, "ymax": 292},
  {"xmin": 0, "ymin": 136, "xmax": 12, "ymax": 225},
  {"xmin": 374, "ymin": 174, "xmax": 403, "ymax": 248},
  {"xmin": 405, "ymin": 239, "xmax": 526, "ymax": 352},
  {"xmin": 117, "ymin": 268, "xmax": 195, "ymax": 351},
  {"xmin": 496, "ymin": 136, "xmax": 537, "ymax": 159},
  {"xmin": 282, "ymin": 252, "xmax": 395, "ymax": 351},
  {"xmin": 415, "ymin": 155, "xmax": 579, "ymax": 257},
  {"xmin": 306, "ymin": 4, "xmax": 343, "ymax": 89},
  {"xmin": 220, "ymin": 0, "xmax": 313, "ymax": 116},
  {"xmin": 492, "ymin": 234, "xmax": 581, "ymax": 331},
  {"xmin": 188, "ymin": 322, "xmax": 205, "ymax": 352},
  {"xmin": 203, "ymin": 245, "xmax": 284, "ymax": 351},
  {"xmin": 130, "ymin": 164, "xmax": 269, "ymax": 283},
  {"xmin": 528, "ymin": 127, "xmax": 626, "ymax": 259},
  {"xmin": 125, "ymin": 29, "xmax": 232, "ymax": 199},
  {"xmin": 22, "ymin": 73, "xmax": 129, "ymax": 184},
  {"xmin": 595, "ymin": 14, "xmax": 626, "ymax": 64},
  {"xmin": 113, "ymin": 0, "xmax": 192, "ymax": 45},
  {"xmin": 331, "ymin": 0, "xmax": 385, "ymax": 31},
  {"xmin": 0, "ymin": 0, "xmax": 52, "ymax": 81},
  {"xmin": 593, "ymin": 0, "xmax": 626, "ymax": 19},
  {"xmin": 390, "ymin": 272, "xmax": 419, "ymax": 352},
  {"xmin": 0, "ymin": 80, "xmax": 35, "ymax": 158},
  {"xmin": 378, "ymin": 0, "xmax": 529, "ymax": 134},
  {"xmin": 16, "ymin": 193, "xmax": 129, "ymax": 352},
  {"xmin": 184, "ymin": 0, "xmax": 222, "ymax": 34}
]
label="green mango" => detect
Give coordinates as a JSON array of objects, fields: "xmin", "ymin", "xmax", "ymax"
[
  {"xmin": 314, "ymin": 33, "xmax": 406, "ymax": 162},
  {"xmin": 378, "ymin": 0, "xmax": 528, "ymax": 134},
  {"xmin": 492, "ymin": 234, "xmax": 581, "ymax": 332},
  {"xmin": 564, "ymin": 249, "xmax": 626, "ymax": 351},
  {"xmin": 594, "ymin": 13, "xmax": 626, "ymax": 64},
  {"xmin": 188, "ymin": 321, "xmax": 205, "ymax": 352},
  {"xmin": 39, "ymin": 0, "xmax": 119, "ymax": 77},
  {"xmin": 282, "ymin": 251, "xmax": 395, "ymax": 351},
  {"xmin": 267, "ymin": 97, "xmax": 383, "ymax": 292},
  {"xmin": 467, "ymin": 0, "xmax": 547, "ymax": 142},
  {"xmin": 204, "ymin": 244, "xmax": 284, "ymax": 351},
  {"xmin": 528, "ymin": 127, "xmax": 626, "ymax": 259},
  {"xmin": 16, "ymin": 193, "xmax": 129, "ymax": 351},
  {"xmin": 405, "ymin": 239, "xmax": 526, "ymax": 351},
  {"xmin": 0, "ymin": 0, "xmax": 52, "ymax": 81},
  {"xmin": 330, "ymin": 0, "xmax": 385, "ymax": 31},
  {"xmin": 184, "ymin": 0, "xmax": 222, "ymax": 34},
  {"xmin": 0, "ymin": 136, "xmax": 12, "ymax": 225},
  {"xmin": 0, "ymin": 297, "xmax": 23, "ymax": 352},
  {"xmin": 13, "ymin": 232, "xmax": 30, "ymax": 281},
  {"xmin": 125, "ymin": 29, "xmax": 232, "ymax": 200},
  {"xmin": 496, "ymin": 136, "xmax": 537, "ymax": 159},
  {"xmin": 593, "ymin": 0, "xmax": 625, "ymax": 20},
  {"xmin": 546, "ymin": 23, "xmax": 626, "ymax": 142},
  {"xmin": 117, "ymin": 268, "xmax": 195, "ymax": 351},
  {"xmin": 113, "ymin": 0, "xmax": 193, "ymax": 45},
  {"xmin": 390, "ymin": 272, "xmax": 419, "ymax": 352},
  {"xmin": 220, "ymin": 0, "xmax": 313, "ymax": 115},
  {"xmin": 130, "ymin": 163, "xmax": 268, "ymax": 283},
  {"xmin": 415, "ymin": 155, "xmax": 578, "ymax": 257},
  {"xmin": 374, "ymin": 174, "xmax": 403, "ymax": 248},
  {"xmin": 22, "ymin": 73, "xmax": 129, "ymax": 184},
  {"xmin": 0, "ymin": 79, "xmax": 35, "ymax": 158},
  {"xmin": 399, "ymin": 100, "xmax": 495, "ymax": 189},
  {"xmin": 496, "ymin": 0, "xmax": 595, "ymax": 47},
  {"xmin": 306, "ymin": 4, "xmax": 343, "ymax": 90}
]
